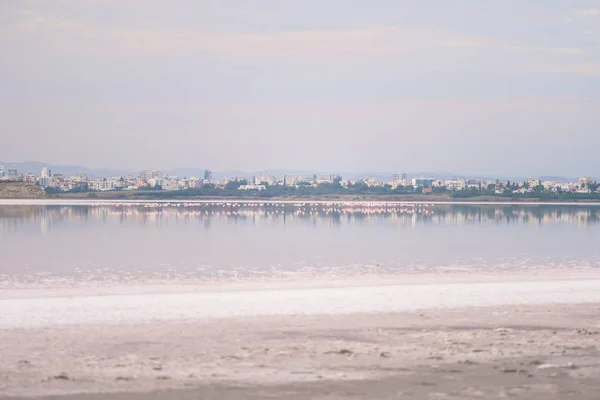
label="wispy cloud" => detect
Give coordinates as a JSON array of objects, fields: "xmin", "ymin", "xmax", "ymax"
[
  {"xmin": 574, "ymin": 8, "xmax": 600, "ymax": 17},
  {"xmin": 509, "ymin": 46, "xmax": 586, "ymax": 55},
  {"xmin": 12, "ymin": 9, "xmax": 490, "ymax": 59},
  {"xmin": 534, "ymin": 63, "xmax": 600, "ymax": 77},
  {"xmin": 7, "ymin": 4, "xmax": 600, "ymax": 77}
]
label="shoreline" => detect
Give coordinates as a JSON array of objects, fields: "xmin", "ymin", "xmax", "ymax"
[
  {"xmin": 52, "ymin": 191, "xmax": 600, "ymax": 203},
  {"xmin": 2, "ymin": 275, "xmax": 600, "ymax": 330},
  {"xmin": 3, "ymin": 268, "xmax": 600, "ymax": 299},
  {"xmin": 3, "ymin": 198, "xmax": 600, "ymax": 206}
]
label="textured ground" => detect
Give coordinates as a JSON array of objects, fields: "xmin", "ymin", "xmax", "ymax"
[
  {"xmin": 2, "ymin": 303, "xmax": 600, "ymax": 399},
  {"xmin": 0, "ymin": 183, "xmax": 46, "ymax": 199}
]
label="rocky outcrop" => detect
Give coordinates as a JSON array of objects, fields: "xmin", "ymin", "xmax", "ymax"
[{"xmin": 0, "ymin": 182, "xmax": 48, "ymax": 199}]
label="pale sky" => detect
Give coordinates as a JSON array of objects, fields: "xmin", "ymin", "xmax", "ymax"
[{"xmin": 1, "ymin": 0, "xmax": 599, "ymax": 176}]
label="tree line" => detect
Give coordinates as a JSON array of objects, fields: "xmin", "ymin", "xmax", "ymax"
[{"xmin": 47, "ymin": 179, "xmax": 600, "ymax": 200}]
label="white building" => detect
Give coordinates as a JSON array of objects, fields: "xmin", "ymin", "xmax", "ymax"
[
  {"xmin": 70, "ymin": 173, "xmax": 89, "ymax": 182},
  {"xmin": 557, "ymin": 182, "xmax": 575, "ymax": 192},
  {"xmin": 445, "ymin": 179, "xmax": 467, "ymax": 191},
  {"xmin": 282, "ymin": 175, "xmax": 296, "ymax": 186},
  {"xmin": 162, "ymin": 182, "xmax": 180, "ymax": 191},
  {"xmin": 525, "ymin": 177, "xmax": 541, "ymax": 187},
  {"xmin": 240, "ymin": 184, "xmax": 266, "ymax": 191},
  {"xmin": 389, "ymin": 179, "xmax": 408, "ymax": 189},
  {"xmin": 111, "ymin": 179, "xmax": 126, "ymax": 189},
  {"xmin": 140, "ymin": 170, "xmax": 163, "ymax": 182},
  {"xmin": 364, "ymin": 177, "xmax": 378, "ymax": 187},
  {"xmin": 0, "ymin": 165, "xmax": 4, "ymax": 177},
  {"xmin": 542, "ymin": 181, "xmax": 556, "ymax": 191},
  {"xmin": 188, "ymin": 177, "xmax": 204, "ymax": 188},
  {"xmin": 38, "ymin": 176, "xmax": 51, "ymax": 189},
  {"xmin": 178, "ymin": 178, "xmax": 191, "ymax": 189},
  {"xmin": 148, "ymin": 178, "xmax": 164, "ymax": 188},
  {"xmin": 266, "ymin": 176, "xmax": 276, "ymax": 186},
  {"xmin": 41, "ymin": 167, "xmax": 51, "ymax": 178},
  {"xmin": 316, "ymin": 176, "xmax": 333, "ymax": 185},
  {"xmin": 89, "ymin": 179, "xmax": 114, "ymax": 191},
  {"xmin": 66, "ymin": 181, "xmax": 89, "ymax": 191},
  {"xmin": 255, "ymin": 175, "xmax": 276, "ymax": 186}
]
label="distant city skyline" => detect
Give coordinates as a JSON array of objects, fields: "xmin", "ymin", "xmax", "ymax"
[
  {"xmin": 1, "ymin": 1, "xmax": 599, "ymax": 176},
  {"xmin": 2, "ymin": 159, "xmax": 598, "ymax": 198},
  {"xmin": 0, "ymin": 160, "xmax": 597, "ymax": 182}
]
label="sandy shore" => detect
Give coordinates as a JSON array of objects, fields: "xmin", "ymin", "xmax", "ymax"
[{"xmin": 2, "ymin": 303, "xmax": 600, "ymax": 399}]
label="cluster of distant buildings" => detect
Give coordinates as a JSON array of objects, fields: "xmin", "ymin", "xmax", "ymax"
[
  {"xmin": 0, "ymin": 165, "xmax": 597, "ymax": 195},
  {"xmin": 389, "ymin": 175, "xmax": 598, "ymax": 195}
]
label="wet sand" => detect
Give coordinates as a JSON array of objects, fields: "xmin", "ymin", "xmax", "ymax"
[{"xmin": 2, "ymin": 303, "xmax": 600, "ymax": 399}]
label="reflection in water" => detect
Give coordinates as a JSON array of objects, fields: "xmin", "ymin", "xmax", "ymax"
[
  {"xmin": 1, "ymin": 204, "xmax": 600, "ymax": 288},
  {"xmin": 1, "ymin": 204, "xmax": 600, "ymax": 232}
]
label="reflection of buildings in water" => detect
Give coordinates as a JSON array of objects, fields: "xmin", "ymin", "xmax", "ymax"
[
  {"xmin": 40, "ymin": 214, "xmax": 50, "ymax": 234},
  {"xmin": 0, "ymin": 206, "xmax": 87, "ymax": 232},
  {"xmin": 80, "ymin": 205, "xmax": 600, "ymax": 228},
  {"xmin": 431, "ymin": 206, "xmax": 600, "ymax": 227},
  {"xmin": 1, "ymin": 204, "xmax": 600, "ymax": 232}
]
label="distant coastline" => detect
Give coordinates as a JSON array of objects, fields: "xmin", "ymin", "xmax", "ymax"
[
  {"xmin": 2, "ymin": 181, "xmax": 600, "ymax": 203},
  {"xmin": 9, "ymin": 193, "xmax": 600, "ymax": 205},
  {"xmin": 58, "ymin": 195, "xmax": 600, "ymax": 203},
  {"xmin": 51, "ymin": 187, "xmax": 600, "ymax": 203}
]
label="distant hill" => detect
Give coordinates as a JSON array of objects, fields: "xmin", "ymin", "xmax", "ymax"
[
  {"xmin": 539, "ymin": 176, "xmax": 582, "ymax": 183},
  {"xmin": 166, "ymin": 169, "xmax": 318, "ymax": 179},
  {"xmin": 0, "ymin": 161, "xmax": 134, "ymax": 179}
]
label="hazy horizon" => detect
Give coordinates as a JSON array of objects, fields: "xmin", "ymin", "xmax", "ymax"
[
  {"xmin": 1, "ymin": 160, "xmax": 596, "ymax": 182},
  {"xmin": 1, "ymin": 0, "xmax": 599, "ymax": 176}
]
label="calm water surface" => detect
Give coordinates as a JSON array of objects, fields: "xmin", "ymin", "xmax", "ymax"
[{"xmin": 1, "ymin": 204, "xmax": 600, "ymax": 288}]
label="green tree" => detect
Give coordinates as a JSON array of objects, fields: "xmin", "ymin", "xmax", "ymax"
[
  {"xmin": 533, "ymin": 184, "xmax": 544, "ymax": 194},
  {"xmin": 225, "ymin": 180, "xmax": 241, "ymax": 190}
]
